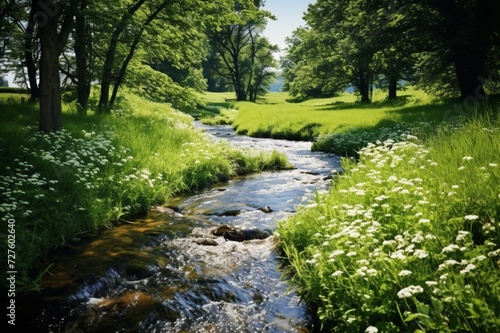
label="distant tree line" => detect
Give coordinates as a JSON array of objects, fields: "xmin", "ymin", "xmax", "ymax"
[
  {"xmin": 281, "ymin": 0, "xmax": 500, "ymax": 102},
  {"xmin": 0, "ymin": 0, "xmax": 278, "ymax": 132}
]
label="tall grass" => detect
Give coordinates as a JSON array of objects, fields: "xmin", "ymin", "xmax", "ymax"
[
  {"xmin": 0, "ymin": 91, "xmax": 290, "ymax": 291},
  {"xmin": 277, "ymin": 110, "xmax": 500, "ymax": 332}
]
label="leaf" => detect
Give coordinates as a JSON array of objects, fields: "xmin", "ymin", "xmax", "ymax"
[
  {"xmin": 431, "ymin": 297, "xmax": 443, "ymax": 315},
  {"xmin": 405, "ymin": 313, "xmax": 429, "ymax": 322},
  {"xmin": 416, "ymin": 301, "xmax": 430, "ymax": 316}
]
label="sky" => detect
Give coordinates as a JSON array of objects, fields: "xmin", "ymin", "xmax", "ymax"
[{"xmin": 262, "ymin": 0, "xmax": 314, "ymax": 55}]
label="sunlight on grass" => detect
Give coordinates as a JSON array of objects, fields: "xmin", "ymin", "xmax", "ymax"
[
  {"xmin": 201, "ymin": 87, "xmax": 441, "ymax": 142},
  {"xmin": 277, "ymin": 111, "xmax": 500, "ymax": 333}
]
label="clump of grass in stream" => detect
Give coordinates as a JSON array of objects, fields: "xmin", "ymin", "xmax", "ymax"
[
  {"xmin": 0, "ymin": 92, "xmax": 290, "ymax": 291},
  {"xmin": 278, "ymin": 111, "xmax": 500, "ymax": 332},
  {"xmin": 199, "ymin": 107, "xmax": 238, "ymax": 125}
]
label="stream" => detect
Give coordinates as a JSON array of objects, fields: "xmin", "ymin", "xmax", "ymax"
[{"xmin": 17, "ymin": 123, "xmax": 341, "ymax": 333}]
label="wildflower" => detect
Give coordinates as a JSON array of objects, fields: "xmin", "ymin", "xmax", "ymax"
[
  {"xmin": 483, "ymin": 223, "xmax": 495, "ymax": 233},
  {"xmin": 390, "ymin": 250, "xmax": 407, "ymax": 260},
  {"xmin": 329, "ymin": 250, "xmax": 345, "ymax": 257},
  {"xmin": 418, "ymin": 218, "xmax": 431, "ymax": 224},
  {"xmin": 331, "ymin": 270, "xmax": 344, "ymax": 277},
  {"xmin": 464, "ymin": 215, "xmax": 479, "ymax": 220},
  {"xmin": 388, "ymin": 175, "xmax": 398, "ymax": 182},
  {"xmin": 438, "ymin": 260, "xmax": 459, "ymax": 270},
  {"xmin": 463, "ymin": 156, "xmax": 473, "ymax": 161},
  {"xmin": 460, "ymin": 264, "xmax": 476, "ymax": 275},
  {"xmin": 488, "ymin": 249, "xmax": 500, "ymax": 257},
  {"xmin": 425, "ymin": 281, "xmax": 438, "ymax": 286},
  {"xmin": 411, "ymin": 234, "xmax": 424, "ymax": 244},
  {"xmin": 489, "ymin": 163, "xmax": 497, "ymax": 167},
  {"xmin": 458, "ymin": 166, "xmax": 466, "ymax": 171},
  {"xmin": 365, "ymin": 326, "xmax": 378, "ymax": 333},
  {"xmin": 399, "ymin": 270, "xmax": 412, "ymax": 276},
  {"xmin": 356, "ymin": 266, "xmax": 368, "ymax": 276},
  {"xmin": 397, "ymin": 285, "xmax": 424, "ymax": 298},
  {"xmin": 414, "ymin": 249, "xmax": 428, "ymax": 259},
  {"xmin": 442, "ymin": 244, "xmax": 460, "ymax": 253},
  {"xmin": 456, "ymin": 231, "xmax": 469, "ymax": 242},
  {"xmin": 471, "ymin": 255, "xmax": 487, "ymax": 262}
]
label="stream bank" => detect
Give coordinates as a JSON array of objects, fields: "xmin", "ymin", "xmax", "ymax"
[{"xmin": 16, "ymin": 123, "xmax": 341, "ymax": 332}]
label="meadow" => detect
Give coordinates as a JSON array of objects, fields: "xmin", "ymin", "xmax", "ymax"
[
  {"xmin": 277, "ymin": 111, "xmax": 500, "ymax": 332},
  {"xmin": 0, "ymin": 90, "xmax": 290, "ymax": 290},
  {"xmin": 200, "ymin": 88, "xmax": 475, "ymax": 155}
]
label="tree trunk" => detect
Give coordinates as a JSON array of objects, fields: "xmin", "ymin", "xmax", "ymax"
[
  {"xmin": 453, "ymin": 48, "xmax": 485, "ymax": 100},
  {"xmin": 38, "ymin": 14, "xmax": 62, "ymax": 132},
  {"xmin": 388, "ymin": 75, "xmax": 398, "ymax": 100},
  {"xmin": 98, "ymin": 0, "xmax": 147, "ymax": 112},
  {"xmin": 24, "ymin": 4, "xmax": 39, "ymax": 100},
  {"xmin": 75, "ymin": 0, "xmax": 90, "ymax": 114},
  {"xmin": 359, "ymin": 77, "xmax": 371, "ymax": 103},
  {"xmin": 109, "ymin": 1, "xmax": 168, "ymax": 109},
  {"xmin": 109, "ymin": 35, "xmax": 140, "ymax": 108}
]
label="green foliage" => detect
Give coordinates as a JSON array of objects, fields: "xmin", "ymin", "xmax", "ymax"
[
  {"xmin": 282, "ymin": 0, "xmax": 500, "ymax": 101},
  {"xmin": 0, "ymin": 91, "xmax": 290, "ymax": 290},
  {"xmin": 278, "ymin": 111, "xmax": 500, "ymax": 332},
  {"xmin": 205, "ymin": 0, "xmax": 279, "ymax": 101}
]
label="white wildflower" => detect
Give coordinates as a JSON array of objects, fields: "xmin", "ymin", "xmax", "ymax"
[
  {"xmin": 331, "ymin": 270, "xmax": 344, "ymax": 277},
  {"xmin": 399, "ymin": 270, "xmax": 412, "ymax": 277},
  {"xmin": 442, "ymin": 244, "xmax": 460, "ymax": 253}
]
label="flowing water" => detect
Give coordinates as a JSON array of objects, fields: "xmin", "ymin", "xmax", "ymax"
[{"xmin": 18, "ymin": 123, "xmax": 341, "ymax": 333}]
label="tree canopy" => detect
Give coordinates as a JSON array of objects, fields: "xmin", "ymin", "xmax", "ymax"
[
  {"xmin": 282, "ymin": 0, "xmax": 500, "ymax": 102},
  {"xmin": 1, "ymin": 0, "xmax": 277, "ymax": 131}
]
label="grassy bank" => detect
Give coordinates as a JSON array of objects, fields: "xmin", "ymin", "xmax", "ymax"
[
  {"xmin": 198, "ymin": 89, "xmax": 476, "ymax": 158},
  {"xmin": 0, "ymin": 91, "xmax": 290, "ymax": 290},
  {"xmin": 277, "ymin": 111, "xmax": 500, "ymax": 332},
  {"xmin": 201, "ymin": 88, "xmax": 457, "ymax": 146}
]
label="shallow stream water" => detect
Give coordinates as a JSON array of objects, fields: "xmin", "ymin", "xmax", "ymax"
[{"xmin": 17, "ymin": 123, "xmax": 341, "ymax": 333}]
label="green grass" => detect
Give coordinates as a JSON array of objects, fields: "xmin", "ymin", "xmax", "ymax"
[
  {"xmin": 0, "ymin": 90, "xmax": 290, "ymax": 291},
  {"xmin": 277, "ymin": 110, "xmax": 500, "ymax": 332},
  {"xmin": 200, "ymin": 87, "xmax": 453, "ymax": 143}
]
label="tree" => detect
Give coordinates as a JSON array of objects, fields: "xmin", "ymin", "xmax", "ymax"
[
  {"xmin": 74, "ymin": 0, "xmax": 91, "ymax": 112},
  {"xmin": 282, "ymin": 0, "xmax": 378, "ymax": 102},
  {"xmin": 34, "ymin": 0, "xmax": 77, "ymax": 132},
  {"xmin": 97, "ymin": 0, "xmax": 147, "ymax": 111},
  {"xmin": 208, "ymin": 0, "xmax": 278, "ymax": 102},
  {"xmin": 94, "ymin": 0, "xmax": 235, "ymax": 111},
  {"xmin": 412, "ymin": 0, "xmax": 500, "ymax": 99},
  {"xmin": 282, "ymin": 0, "xmax": 500, "ymax": 102},
  {"xmin": 282, "ymin": 28, "xmax": 339, "ymax": 99}
]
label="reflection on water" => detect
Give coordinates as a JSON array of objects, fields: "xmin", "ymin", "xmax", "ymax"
[{"xmin": 18, "ymin": 123, "xmax": 341, "ymax": 332}]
